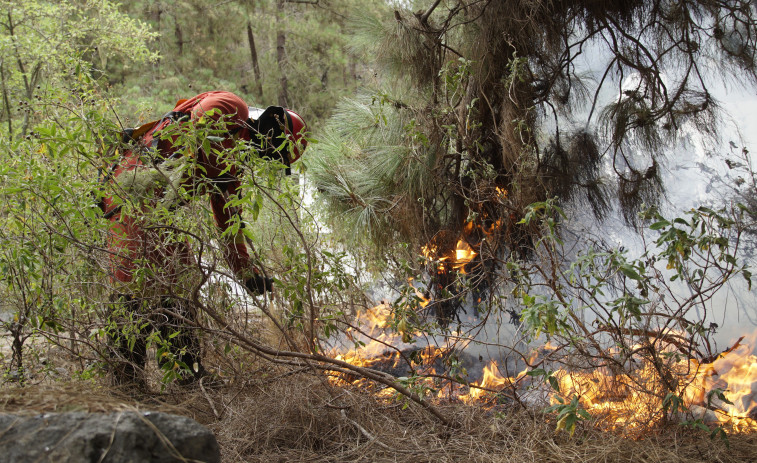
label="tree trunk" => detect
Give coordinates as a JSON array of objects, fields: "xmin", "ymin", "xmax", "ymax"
[
  {"xmin": 175, "ymin": 18, "xmax": 184, "ymax": 56},
  {"xmin": 0, "ymin": 61, "xmax": 12, "ymax": 137},
  {"xmin": 152, "ymin": 1, "xmax": 162, "ymax": 25},
  {"xmin": 152, "ymin": 1, "xmax": 162, "ymax": 69},
  {"xmin": 349, "ymin": 58, "xmax": 357, "ymax": 82},
  {"xmin": 246, "ymin": 21, "xmax": 263, "ymax": 98},
  {"xmin": 321, "ymin": 67, "xmax": 328, "ymax": 89},
  {"xmin": 276, "ymin": 0, "xmax": 289, "ymax": 107}
]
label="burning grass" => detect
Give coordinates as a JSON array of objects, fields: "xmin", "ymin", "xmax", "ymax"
[
  {"xmin": 325, "ymin": 299, "xmax": 757, "ymax": 437},
  {"xmin": 2, "ymin": 373, "xmax": 757, "ymax": 463},
  {"xmin": 316, "ymin": 203, "xmax": 757, "ymax": 438},
  {"xmin": 2, "ymin": 335, "xmax": 756, "ymax": 462}
]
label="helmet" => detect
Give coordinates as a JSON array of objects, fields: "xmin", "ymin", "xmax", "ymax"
[
  {"xmin": 284, "ymin": 109, "xmax": 307, "ymax": 164},
  {"xmin": 245, "ymin": 106, "xmax": 307, "ymax": 168}
]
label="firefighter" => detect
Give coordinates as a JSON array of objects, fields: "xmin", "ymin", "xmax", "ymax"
[{"xmin": 100, "ymin": 91, "xmax": 307, "ymax": 386}]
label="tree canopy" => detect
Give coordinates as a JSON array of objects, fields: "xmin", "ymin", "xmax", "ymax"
[{"xmin": 310, "ymin": 0, "xmax": 757, "ymax": 263}]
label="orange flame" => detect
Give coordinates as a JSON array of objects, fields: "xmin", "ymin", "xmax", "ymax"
[
  {"xmin": 329, "ymin": 188, "xmax": 757, "ymax": 433},
  {"xmin": 452, "ymin": 239, "xmax": 477, "ymax": 274},
  {"xmin": 333, "ymin": 315, "xmax": 757, "ymax": 433},
  {"xmin": 424, "ymin": 216, "xmax": 500, "ymax": 276},
  {"xmin": 459, "ymin": 361, "xmax": 517, "ymax": 403}
]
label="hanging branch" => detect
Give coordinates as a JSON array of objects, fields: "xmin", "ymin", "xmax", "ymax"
[{"xmin": 420, "ymin": 0, "xmax": 443, "ymax": 25}]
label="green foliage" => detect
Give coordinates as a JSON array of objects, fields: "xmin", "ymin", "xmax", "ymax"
[
  {"xmin": 526, "ymin": 368, "xmax": 561, "ymax": 393},
  {"xmin": 545, "ymin": 396, "xmax": 591, "ymax": 437},
  {"xmin": 0, "ymin": 0, "xmax": 156, "ymax": 137},
  {"xmin": 396, "ymin": 373, "xmax": 436, "ymax": 405},
  {"xmin": 0, "ymin": 17, "xmax": 140, "ymax": 376},
  {"xmin": 513, "ymin": 200, "xmax": 750, "ymax": 353},
  {"xmin": 663, "ymin": 390, "xmax": 732, "ymax": 447},
  {"xmin": 0, "ymin": 98, "xmax": 116, "ymax": 378},
  {"xmin": 114, "ymin": 0, "xmax": 382, "ymax": 128},
  {"xmin": 307, "ymin": 94, "xmax": 428, "ymax": 253},
  {"xmin": 507, "ymin": 198, "xmax": 751, "ymax": 434},
  {"xmin": 643, "ymin": 206, "xmax": 752, "ymax": 289}
]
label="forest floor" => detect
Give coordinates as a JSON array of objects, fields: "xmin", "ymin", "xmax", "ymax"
[{"xmin": 2, "ymin": 368, "xmax": 757, "ymax": 463}]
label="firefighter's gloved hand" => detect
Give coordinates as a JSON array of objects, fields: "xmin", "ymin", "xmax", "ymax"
[{"xmin": 245, "ymin": 275, "xmax": 273, "ymax": 296}]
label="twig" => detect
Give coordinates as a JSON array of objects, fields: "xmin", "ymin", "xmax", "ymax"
[
  {"xmin": 420, "ymin": 0, "xmax": 443, "ymax": 25},
  {"xmin": 267, "ymin": 366, "xmax": 310, "ymax": 382},
  {"xmin": 136, "ymin": 413, "xmax": 191, "ymax": 462},
  {"xmin": 700, "ymin": 336, "xmax": 745, "ymax": 364},
  {"xmin": 340, "ymin": 409, "xmax": 394, "ymax": 451},
  {"xmin": 199, "ymin": 377, "xmax": 220, "ymax": 419},
  {"xmin": 97, "ymin": 412, "xmax": 123, "ymax": 463}
]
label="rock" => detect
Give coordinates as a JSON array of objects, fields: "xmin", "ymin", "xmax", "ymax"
[
  {"xmin": 688, "ymin": 405, "xmax": 719, "ymax": 424},
  {"xmin": 0, "ymin": 411, "xmax": 220, "ymax": 463}
]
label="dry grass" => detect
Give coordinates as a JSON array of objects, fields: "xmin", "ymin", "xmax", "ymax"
[{"xmin": 2, "ymin": 370, "xmax": 757, "ymax": 463}]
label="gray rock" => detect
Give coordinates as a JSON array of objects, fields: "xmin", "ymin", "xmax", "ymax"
[
  {"xmin": 687, "ymin": 405, "xmax": 720, "ymax": 424},
  {"xmin": 0, "ymin": 411, "xmax": 220, "ymax": 463}
]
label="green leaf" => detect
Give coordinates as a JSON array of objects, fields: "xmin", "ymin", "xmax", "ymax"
[
  {"xmin": 250, "ymin": 195, "xmax": 261, "ymax": 221},
  {"xmin": 649, "ymin": 220, "xmax": 670, "ymax": 230},
  {"xmin": 548, "ymin": 375, "xmax": 560, "ymax": 392},
  {"xmin": 711, "ymin": 427, "xmax": 730, "ymax": 448},
  {"xmin": 619, "ymin": 264, "xmax": 642, "ymax": 280}
]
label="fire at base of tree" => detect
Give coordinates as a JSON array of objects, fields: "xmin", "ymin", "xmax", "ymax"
[{"xmin": 323, "ymin": 201, "xmax": 757, "ymax": 439}]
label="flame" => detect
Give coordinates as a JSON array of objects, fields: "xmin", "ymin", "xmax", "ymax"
[
  {"xmin": 452, "ymin": 239, "xmax": 477, "ymax": 274},
  {"xmin": 424, "ymin": 214, "xmax": 500, "ymax": 276},
  {"xmin": 329, "ymin": 295, "xmax": 442, "ymax": 389},
  {"xmin": 329, "ymin": 184, "xmax": 757, "ymax": 433},
  {"xmin": 421, "ymin": 244, "xmax": 437, "ymax": 260},
  {"xmin": 451, "ymin": 336, "xmax": 757, "ymax": 433},
  {"xmin": 459, "ymin": 361, "xmax": 518, "ymax": 403},
  {"xmin": 538, "ymin": 336, "xmax": 757, "ymax": 432},
  {"xmin": 683, "ymin": 334, "xmax": 757, "ymax": 431},
  {"xmin": 340, "ymin": 303, "xmax": 401, "ymax": 359},
  {"xmin": 331, "ymin": 297, "xmax": 757, "ymax": 433}
]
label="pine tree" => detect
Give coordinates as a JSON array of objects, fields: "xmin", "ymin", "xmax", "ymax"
[
  {"xmin": 112, "ymin": 0, "xmax": 382, "ymax": 126},
  {"xmin": 310, "ymin": 0, "xmax": 757, "ymax": 263}
]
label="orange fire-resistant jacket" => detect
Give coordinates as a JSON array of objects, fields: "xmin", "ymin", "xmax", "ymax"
[{"xmin": 102, "ymin": 91, "xmax": 256, "ymax": 286}]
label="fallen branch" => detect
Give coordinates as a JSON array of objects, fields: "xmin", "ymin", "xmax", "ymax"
[
  {"xmin": 195, "ymin": 301, "xmax": 454, "ymax": 427},
  {"xmin": 199, "ymin": 377, "xmax": 220, "ymax": 419}
]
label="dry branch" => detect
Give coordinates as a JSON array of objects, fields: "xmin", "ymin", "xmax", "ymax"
[{"xmin": 196, "ymin": 300, "xmax": 454, "ymax": 427}]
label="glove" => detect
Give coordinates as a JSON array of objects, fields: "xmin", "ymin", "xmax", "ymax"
[{"xmin": 245, "ymin": 274, "xmax": 274, "ymax": 295}]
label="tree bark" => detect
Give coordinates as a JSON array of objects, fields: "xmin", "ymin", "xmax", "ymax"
[
  {"xmin": 276, "ymin": 0, "xmax": 289, "ymax": 107},
  {"xmin": 0, "ymin": 61, "xmax": 12, "ymax": 137},
  {"xmin": 152, "ymin": 1, "xmax": 162, "ymax": 69},
  {"xmin": 175, "ymin": 18, "xmax": 184, "ymax": 56},
  {"xmin": 152, "ymin": 1, "xmax": 162, "ymax": 25},
  {"xmin": 321, "ymin": 67, "xmax": 328, "ymax": 89},
  {"xmin": 246, "ymin": 21, "xmax": 263, "ymax": 98}
]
